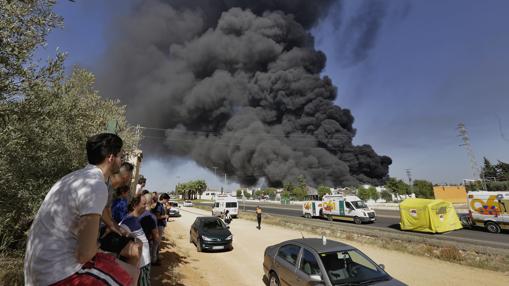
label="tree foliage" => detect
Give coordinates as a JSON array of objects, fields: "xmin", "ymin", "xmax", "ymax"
[
  {"xmin": 176, "ymin": 180, "xmax": 207, "ymax": 200},
  {"xmin": 412, "ymin": 180, "xmax": 434, "ymax": 199},
  {"xmin": 317, "ymin": 185, "xmax": 330, "ymax": 199},
  {"xmin": 384, "ymin": 177, "xmax": 411, "ymax": 196},
  {"xmin": 0, "ymin": 1, "xmax": 138, "ymax": 254},
  {"xmin": 356, "ymin": 186, "xmax": 379, "ymax": 201}
]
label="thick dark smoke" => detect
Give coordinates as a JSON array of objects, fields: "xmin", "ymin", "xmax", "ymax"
[{"xmin": 98, "ymin": 0, "xmax": 392, "ymax": 187}]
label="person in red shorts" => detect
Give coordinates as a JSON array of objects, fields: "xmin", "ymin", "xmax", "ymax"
[{"xmin": 24, "ymin": 133, "xmax": 140, "ymax": 286}]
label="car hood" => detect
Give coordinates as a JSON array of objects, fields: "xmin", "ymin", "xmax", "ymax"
[
  {"xmin": 201, "ymin": 228, "xmax": 231, "ymax": 239},
  {"xmin": 369, "ymin": 278, "xmax": 406, "ymax": 286}
]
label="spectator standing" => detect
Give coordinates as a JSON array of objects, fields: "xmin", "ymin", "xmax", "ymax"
[
  {"xmin": 139, "ymin": 193, "xmax": 160, "ymax": 265},
  {"xmin": 151, "ymin": 193, "xmax": 169, "ymax": 264},
  {"xmin": 102, "ymin": 162, "xmax": 134, "ymax": 236},
  {"xmin": 136, "ymin": 176, "xmax": 146, "ymax": 195},
  {"xmin": 111, "ymin": 185, "xmax": 130, "ymax": 223},
  {"xmin": 120, "ymin": 194, "xmax": 151, "ymax": 286},
  {"xmin": 256, "ymin": 205, "xmax": 262, "ymax": 229},
  {"xmin": 24, "ymin": 133, "xmax": 138, "ymax": 286}
]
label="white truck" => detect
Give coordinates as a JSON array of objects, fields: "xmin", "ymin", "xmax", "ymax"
[
  {"xmin": 212, "ymin": 195, "xmax": 239, "ymax": 218},
  {"xmin": 303, "ymin": 194, "xmax": 376, "ymax": 224},
  {"xmin": 463, "ymin": 191, "xmax": 509, "ymax": 233}
]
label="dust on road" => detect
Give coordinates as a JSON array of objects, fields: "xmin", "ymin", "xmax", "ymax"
[{"xmin": 152, "ymin": 208, "xmax": 509, "ymax": 286}]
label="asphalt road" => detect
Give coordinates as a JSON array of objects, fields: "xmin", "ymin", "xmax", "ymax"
[{"xmin": 195, "ymin": 202, "xmax": 509, "ymax": 250}]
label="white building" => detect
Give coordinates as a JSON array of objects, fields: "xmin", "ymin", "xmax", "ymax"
[{"xmin": 201, "ymin": 190, "xmax": 222, "ymax": 200}]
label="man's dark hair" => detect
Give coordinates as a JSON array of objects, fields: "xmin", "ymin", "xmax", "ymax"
[
  {"xmin": 138, "ymin": 176, "xmax": 146, "ymax": 184},
  {"xmin": 160, "ymin": 193, "xmax": 170, "ymax": 200},
  {"xmin": 141, "ymin": 190, "xmax": 149, "ymax": 195},
  {"xmin": 128, "ymin": 194, "xmax": 143, "ymax": 212},
  {"xmin": 120, "ymin": 162, "xmax": 134, "ymax": 172},
  {"xmin": 115, "ymin": 185, "xmax": 130, "ymax": 197},
  {"xmin": 86, "ymin": 133, "xmax": 123, "ymax": 165}
]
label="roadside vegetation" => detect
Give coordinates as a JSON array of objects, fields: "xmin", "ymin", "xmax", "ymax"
[{"xmin": 1, "ymin": 1, "xmax": 139, "ymax": 284}]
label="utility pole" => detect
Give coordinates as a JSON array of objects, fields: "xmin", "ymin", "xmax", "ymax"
[
  {"xmin": 457, "ymin": 122, "xmax": 487, "ymax": 190},
  {"xmin": 405, "ymin": 169, "xmax": 413, "ymax": 197}
]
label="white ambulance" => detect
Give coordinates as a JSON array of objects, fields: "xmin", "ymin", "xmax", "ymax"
[
  {"xmin": 466, "ymin": 191, "xmax": 509, "ymax": 233},
  {"xmin": 303, "ymin": 194, "xmax": 376, "ymax": 224},
  {"xmin": 212, "ymin": 195, "xmax": 239, "ymax": 218}
]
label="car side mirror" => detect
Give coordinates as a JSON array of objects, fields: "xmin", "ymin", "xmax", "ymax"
[
  {"xmin": 379, "ymin": 264, "xmax": 385, "ymax": 270},
  {"xmin": 309, "ymin": 274, "xmax": 322, "ymax": 282}
]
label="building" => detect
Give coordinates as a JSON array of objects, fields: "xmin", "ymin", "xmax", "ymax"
[
  {"xmin": 201, "ymin": 189, "xmax": 222, "ymax": 200},
  {"xmin": 433, "ymin": 185, "xmax": 467, "ymax": 203}
]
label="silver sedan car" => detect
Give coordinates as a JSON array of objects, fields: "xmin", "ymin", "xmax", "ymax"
[{"xmin": 263, "ymin": 238, "xmax": 406, "ymax": 286}]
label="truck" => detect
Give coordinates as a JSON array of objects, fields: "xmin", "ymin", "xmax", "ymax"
[
  {"xmin": 462, "ymin": 191, "xmax": 509, "ymax": 233},
  {"xmin": 303, "ymin": 194, "xmax": 376, "ymax": 224},
  {"xmin": 212, "ymin": 195, "xmax": 239, "ymax": 218}
]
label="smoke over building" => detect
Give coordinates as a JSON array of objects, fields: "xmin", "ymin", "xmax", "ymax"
[{"xmin": 98, "ymin": 0, "xmax": 392, "ymax": 187}]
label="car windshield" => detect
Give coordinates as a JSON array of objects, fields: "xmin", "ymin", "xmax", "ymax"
[
  {"xmin": 202, "ymin": 219, "xmax": 227, "ymax": 230},
  {"xmin": 319, "ymin": 250, "xmax": 389, "ymax": 285},
  {"xmin": 351, "ymin": 201, "xmax": 368, "ymax": 209}
]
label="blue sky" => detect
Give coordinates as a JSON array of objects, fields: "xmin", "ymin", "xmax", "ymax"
[{"xmin": 39, "ymin": 0, "xmax": 509, "ymax": 191}]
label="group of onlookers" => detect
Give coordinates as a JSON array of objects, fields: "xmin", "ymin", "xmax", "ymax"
[{"xmin": 24, "ymin": 133, "xmax": 170, "ymax": 286}]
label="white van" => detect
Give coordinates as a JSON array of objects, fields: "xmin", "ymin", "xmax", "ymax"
[
  {"xmin": 466, "ymin": 191, "xmax": 509, "ymax": 233},
  {"xmin": 212, "ymin": 195, "xmax": 239, "ymax": 218},
  {"xmin": 303, "ymin": 194, "xmax": 376, "ymax": 224}
]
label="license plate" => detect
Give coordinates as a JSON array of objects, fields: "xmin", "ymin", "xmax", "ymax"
[{"xmin": 212, "ymin": 246, "xmax": 224, "ymax": 250}]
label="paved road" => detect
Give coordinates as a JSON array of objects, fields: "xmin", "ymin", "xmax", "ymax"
[{"xmin": 195, "ymin": 202, "xmax": 509, "ymax": 249}]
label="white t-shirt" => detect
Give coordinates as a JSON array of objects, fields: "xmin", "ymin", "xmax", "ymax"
[
  {"xmin": 24, "ymin": 164, "xmax": 108, "ymax": 286},
  {"xmin": 119, "ymin": 215, "xmax": 151, "ymax": 268}
]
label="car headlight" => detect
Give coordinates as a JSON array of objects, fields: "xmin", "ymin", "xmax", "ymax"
[
  {"xmin": 226, "ymin": 235, "xmax": 232, "ymax": 240},
  {"xmin": 202, "ymin": 235, "xmax": 213, "ymax": 241}
]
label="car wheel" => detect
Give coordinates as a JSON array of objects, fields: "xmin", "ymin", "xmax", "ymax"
[
  {"xmin": 485, "ymin": 221, "xmax": 501, "ymax": 233},
  {"xmin": 304, "ymin": 213, "xmax": 311, "ymax": 219},
  {"xmin": 269, "ymin": 271, "xmax": 280, "ymax": 286},
  {"xmin": 196, "ymin": 238, "xmax": 203, "ymax": 252},
  {"xmin": 354, "ymin": 216, "xmax": 362, "ymax": 225}
]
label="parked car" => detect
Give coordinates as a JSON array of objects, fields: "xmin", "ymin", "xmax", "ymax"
[
  {"xmin": 183, "ymin": 200, "xmax": 194, "ymax": 207},
  {"xmin": 263, "ymin": 238, "xmax": 405, "ymax": 286},
  {"xmin": 167, "ymin": 207, "xmax": 181, "ymax": 218},
  {"xmin": 168, "ymin": 201, "xmax": 181, "ymax": 208},
  {"xmin": 190, "ymin": 216, "xmax": 233, "ymax": 252}
]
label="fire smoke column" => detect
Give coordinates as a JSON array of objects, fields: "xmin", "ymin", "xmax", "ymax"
[{"xmin": 98, "ymin": 0, "xmax": 392, "ymax": 187}]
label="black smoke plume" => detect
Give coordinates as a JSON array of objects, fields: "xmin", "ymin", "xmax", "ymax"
[{"xmin": 98, "ymin": 0, "xmax": 391, "ymax": 187}]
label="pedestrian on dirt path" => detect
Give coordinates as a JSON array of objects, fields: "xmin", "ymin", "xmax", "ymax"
[
  {"xmin": 256, "ymin": 206, "xmax": 262, "ymax": 229},
  {"xmin": 224, "ymin": 210, "xmax": 232, "ymax": 225}
]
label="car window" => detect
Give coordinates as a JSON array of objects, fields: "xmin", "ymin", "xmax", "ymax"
[
  {"xmin": 349, "ymin": 250, "xmax": 377, "ymax": 271},
  {"xmin": 214, "ymin": 202, "xmax": 219, "ymax": 207},
  {"xmin": 345, "ymin": 202, "xmax": 354, "ymax": 210},
  {"xmin": 277, "ymin": 244, "xmax": 301, "ymax": 266},
  {"xmin": 202, "ymin": 219, "xmax": 227, "ymax": 230},
  {"xmin": 226, "ymin": 202, "xmax": 237, "ymax": 208},
  {"xmin": 299, "ymin": 249, "xmax": 321, "ymax": 275}
]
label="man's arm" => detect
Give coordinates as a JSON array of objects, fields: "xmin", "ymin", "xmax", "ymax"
[
  {"xmin": 101, "ymin": 207, "xmax": 129, "ymax": 237},
  {"xmin": 152, "ymin": 228, "xmax": 160, "ymax": 242},
  {"xmin": 76, "ymin": 214, "xmax": 101, "ymax": 264}
]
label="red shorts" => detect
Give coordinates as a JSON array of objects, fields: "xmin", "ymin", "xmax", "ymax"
[{"xmin": 50, "ymin": 253, "xmax": 133, "ymax": 286}]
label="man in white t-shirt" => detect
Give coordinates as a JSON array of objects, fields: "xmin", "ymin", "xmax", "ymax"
[{"xmin": 24, "ymin": 133, "xmax": 139, "ymax": 286}]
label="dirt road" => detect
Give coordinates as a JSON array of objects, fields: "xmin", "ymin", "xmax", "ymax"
[{"xmin": 152, "ymin": 208, "xmax": 509, "ymax": 286}]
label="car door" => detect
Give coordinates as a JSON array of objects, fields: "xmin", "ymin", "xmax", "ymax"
[
  {"xmin": 274, "ymin": 244, "xmax": 302, "ymax": 286},
  {"xmin": 345, "ymin": 201, "xmax": 355, "ymax": 217},
  {"xmin": 295, "ymin": 248, "xmax": 324, "ymax": 286},
  {"xmin": 191, "ymin": 219, "xmax": 199, "ymax": 243}
]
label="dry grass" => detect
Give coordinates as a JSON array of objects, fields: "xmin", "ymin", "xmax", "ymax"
[
  {"xmin": 238, "ymin": 212, "xmax": 509, "ymax": 272},
  {"xmin": 0, "ymin": 256, "xmax": 24, "ymax": 286}
]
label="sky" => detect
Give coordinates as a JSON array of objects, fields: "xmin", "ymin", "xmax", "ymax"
[{"xmin": 38, "ymin": 0, "xmax": 509, "ymax": 192}]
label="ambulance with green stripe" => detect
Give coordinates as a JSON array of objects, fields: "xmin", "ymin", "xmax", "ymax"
[{"xmin": 303, "ymin": 194, "xmax": 376, "ymax": 224}]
